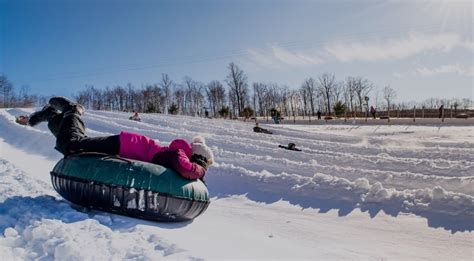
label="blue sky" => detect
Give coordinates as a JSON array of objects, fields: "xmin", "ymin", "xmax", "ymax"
[{"xmin": 1, "ymin": 0, "xmax": 473, "ymax": 102}]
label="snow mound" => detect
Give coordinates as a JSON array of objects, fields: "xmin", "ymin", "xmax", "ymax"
[{"xmin": 0, "ymin": 159, "xmax": 200, "ymax": 260}]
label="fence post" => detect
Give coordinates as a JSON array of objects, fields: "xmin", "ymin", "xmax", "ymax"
[
  {"xmin": 450, "ymin": 106, "xmax": 453, "ymax": 118},
  {"xmin": 422, "ymin": 106, "xmax": 425, "ymax": 118},
  {"xmin": 442, "ymin": 107, "xmax": 445, "ymax": 122},
  {"xmin": 413, "ymin": 106, "xmax": 416, "ymax": 122},
  {"xmin": 387, "ymin": 107, "xmax": 390, "ymax": 123}
]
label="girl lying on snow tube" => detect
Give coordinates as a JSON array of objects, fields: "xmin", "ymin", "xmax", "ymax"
[
  {"xmin": 28, "ymin": 97, "xmax": 214, "ymax": 221},
  {"xmin": 28, "ymin": 97, "xmax": 214, "ymax": 180}
]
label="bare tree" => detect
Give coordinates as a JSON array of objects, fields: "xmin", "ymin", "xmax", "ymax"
[
  {"xmin": 194, "ymin": 83, "xmax": 205, "ymax": 116},
  {"xmin": 206, "ymin": 80, "xmax": 226, "ymax": 117},
  {"xmin": 280, "ymin": 86, "xmax": 291, "ymax": 117},
  {"xmin": 301, "ymin": 78, "xmax": 317, "ymax": 116},
  {"xmin": 74, "ymin": 87, "xmax": 105, "ymax": 111},
  {"xmin": 344, "ymin": 77, "xmax": 356, "ymax": 115},
  {"xmin": 332, "ymin": 81, "xmax": 344, "ymax": 106},
  {"xmin": 182, "ymin": 77, "xmax": 205, "ymax": 116},
  {"xmin": 159, "ymin": 73, "xmax": 173, "ymax": 114},
  {"xmin": 383, "ymin": 85, "xmax": 397, "ymax": 112},
  {"xmin": 262, "ymin": 83, "xmax": 283, "ymax": 117},
  {"xmin": 173, "ymin": 85, "xmax": 185, "ymax": 114},
  {"xmin": 461, "ymin": 98, "xmax": 472, "ymax": 110},
  {"xmin": 299, "ymin": 86, "xmax": 309, "ymax": 118},
  {"xmin": 113, "ymin": 86, "xmax": 127, "ymax": 111},
  {"xmin": 0, "ymin": 74, "xmax": 13, "ymax": 107},
  {"xmin": 18, "ymin": 85, "xmax": 36, "ymax": 107},
  {"xmin": 228, "ymin": 90, "xmax": 238, "ymax": 117},
  {"xmin": 318, "ymin": 73, "xmax": 336, "ymax": 115},
  {"xmin": 225, "ymin": 62, "xmax": 249, "ymax": 117},
  {"xmin": 253, "ymin": 82, "xmax": 267, "ymax": 117},
  {"xmin": 288, "ymin": 90, "xmax": 301, "ymax": 120},
  {"xmin": 103, "ymin": 87, "xmax": 113, "ymax": 110},
  {"xmin": 125, "ymin": 85, "xmax": 143, "ymax": 112},
  {"xmin": 126, "ymin": 83, "xmax": 135, "ymax": 111},
  {"xmin": 140, "ymin": 84, "xmax": 163, "ymax": 113},
  {"xmin": 353, "ymin": 77, "xmax": 373, "ymax": 114}
]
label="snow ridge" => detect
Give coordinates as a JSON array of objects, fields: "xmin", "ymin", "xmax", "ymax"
[{"xmin": 0, "ymin": 159, "xmax": 201, "ymax": 260}]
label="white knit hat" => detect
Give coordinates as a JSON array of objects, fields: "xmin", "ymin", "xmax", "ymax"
[{"xmin": 191, "ymin": 136, "xmax": 214, "ymax": 166}]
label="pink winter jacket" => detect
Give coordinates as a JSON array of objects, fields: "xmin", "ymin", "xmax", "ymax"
[{"xmin": 118, "ymin": 131, "xmax": 206, "ymax": 180}]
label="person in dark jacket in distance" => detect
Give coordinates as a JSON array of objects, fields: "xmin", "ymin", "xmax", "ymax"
[
  {"xmin": 370, "ymin": 106, "xmax": 376, "ymax": 119},
  {"xmin": 29, "ymin": 97, "xmax": 214, "ymax": 180}
]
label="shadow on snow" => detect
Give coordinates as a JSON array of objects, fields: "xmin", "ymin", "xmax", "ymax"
[
  {"xmin": 0, "ymin": 196, "xmax": 192, "ymax": 233},
  {"xmin": 207, "ymin": 174, "xmax": 474, "ymax": 234}
]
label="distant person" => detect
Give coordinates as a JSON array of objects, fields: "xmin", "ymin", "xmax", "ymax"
[
  {"xmin": 129, "ymin": 111, "xmax": 141, "ymax": 121},
  {"xmin": 253, "ymin": 122, "xmax": 272, "ymax": 134},
  {"xmin": 316, "ymin": 110, "xmax": 322, "ymax": 120},
  {"xmin": 438, "ymin": 105, "xmax": 444, "ymax": 118},
  {"xmin": 272, "ymin": 116, "xmax": 280, "ymax": 124},
  {"xmin": 278, "ymin": 143, "xmax": 301, "ymax": 151},
  {"xmin": 370, "ymin": 106, "xmax": 376, "ymax": 119},
  {"xmin": 205, "ymin": 110, "xmax": 209, "ymax": 118},
  {"xmin": 28, "ymin": 97, "xmax": 213, "ymax": 181}
]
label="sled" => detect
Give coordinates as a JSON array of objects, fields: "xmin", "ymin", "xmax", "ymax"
[{"xmin": 50, "ymin": 153, "xmax": 210, "ymax": 222}]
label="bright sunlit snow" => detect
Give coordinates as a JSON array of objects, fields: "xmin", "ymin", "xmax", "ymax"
[{"xmin": 0, "ymin": 108, "xmax": 472, "ymax": 260}]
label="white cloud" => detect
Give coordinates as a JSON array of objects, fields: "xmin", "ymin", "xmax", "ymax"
[
  {"xmin": 325, "ymin": 32, "xmax": 471, "ymax": 63},
  {"xmin": 246, "ymin": 48, "xmax": 280, "ymax": 69},
  {"xmin": 242, "ymin": 32, "xmax": 472, "ymax": 70},
  {"xmin": 416, "ymin": 64, "xmax": 474, "ymax": 77},
  {"xmin": 271, "ymin": 46, "xmax": 324, "ymax": 66},
  {"xmin": 460, "ymin": 41, "xmax": 474, "ymax": 51},
  {"xmin": 392, "ymin": 72, "xmax": 403, "ymax": 78},
  {"xmin": 244, "ymin": 45, "xmax": 324, "ymax": 69}
]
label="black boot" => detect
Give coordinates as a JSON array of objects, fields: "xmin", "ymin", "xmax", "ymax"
[
  {"xmin": 28, "ymin": 105, "xmax": 60, "ymax": 126},
  {"xmin": 54, "ymin": 111, "xmax": 120, "ymax": 156},
  {"xmin": 49, "ymin": 97, "xmax": 85, "ymax": 115}
]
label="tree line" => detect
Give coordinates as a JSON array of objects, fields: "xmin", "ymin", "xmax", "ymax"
[
  {"xmin": 0, "ymin": 63, "xmax": 472, "ymax": 119},
  {"xmin": 0, "ymin": 75, "xmax": 47, "ymax": 108}
]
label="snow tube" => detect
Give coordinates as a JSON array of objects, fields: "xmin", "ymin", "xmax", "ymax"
[{"xmin": 50, "ymin": 153, "xmax": 210, "ymax": 222}]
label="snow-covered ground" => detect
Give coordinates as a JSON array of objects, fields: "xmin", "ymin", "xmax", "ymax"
[{"xmin": 0, "ymin": 108, "xmax": 473, "ymax": 260}]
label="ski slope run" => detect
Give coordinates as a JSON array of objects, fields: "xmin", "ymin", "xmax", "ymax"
[{"xmin": 0, "ymin": 108, "xmax": 473, "ymax": 260}]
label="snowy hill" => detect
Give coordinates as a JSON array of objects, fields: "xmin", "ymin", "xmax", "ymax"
[{"xmin": 0, "ymin": 108, "xmax": 473, "ymax": 260}]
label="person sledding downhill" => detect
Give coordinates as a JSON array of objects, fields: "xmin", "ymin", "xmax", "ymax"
[
  {"xmin": 129, "ymin": 111, "xmax": 141, "ymax": 121},
  {"xmin": 28, "ymin": 97, "xmax": 214, "ymax": 181},
  {"xmin": 278, "ymin": 143, "xmax": 301, "ymax": 151},
  {"xmin": 253, "ymin": 122, "xmax": 273, "ymax": 134}
]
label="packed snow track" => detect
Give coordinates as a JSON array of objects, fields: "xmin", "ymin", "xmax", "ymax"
[{"xmin": 0, "ymin": 108, "xmax": 472, "ymax": 260}]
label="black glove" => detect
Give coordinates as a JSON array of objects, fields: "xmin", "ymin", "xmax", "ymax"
[{"xmin": 190, "ymin": 154, "xmax": 208, "ymax": 170}]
